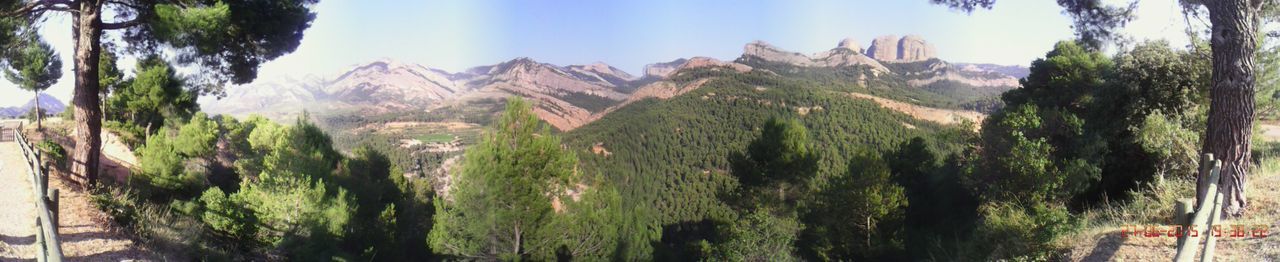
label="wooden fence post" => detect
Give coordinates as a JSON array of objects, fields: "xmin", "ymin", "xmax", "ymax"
[
  {"xmin": 1174, "ymin": 198, "xmax": 1193, "ymax": 250},
  {"xmin": 1175, "ymin": 160, "xmax": 1222, "ymax": 262},
  {"xmin": 35, "ymin": 218, "xmax": 45, "ymax": 262},
  {"xmin": 48, "ymin": 189, "xmax": 58, "ymax": 228},
  {"xmin": 1196, "ymin": 154, "xmax": 1214, "ymax": 206},
  {"xmin": 1201, "ymin": 192, "xmax": 1224, "ymax": 261}
]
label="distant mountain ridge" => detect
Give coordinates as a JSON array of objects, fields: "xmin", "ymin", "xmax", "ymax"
[
  {"xmin": 203, "ymin": 35, "xmax": 1029, "ymax": 130},
  {"xmin": 0, "ymin": 93, "xmax": 65, "ymax": 118}
]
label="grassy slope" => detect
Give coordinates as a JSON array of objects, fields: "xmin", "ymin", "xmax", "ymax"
[{"xmin": 1059, "ymin": 145, "xmax": 1280, "ymax": 261}]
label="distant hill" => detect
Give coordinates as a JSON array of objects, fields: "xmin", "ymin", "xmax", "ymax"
[
  {"xmin": 204, "ymin": 35, "xmax": 1028, "ymax": 130},
  {"xmin": 0, "ymin": 93, "xmax": 65, "ymax": 118}
]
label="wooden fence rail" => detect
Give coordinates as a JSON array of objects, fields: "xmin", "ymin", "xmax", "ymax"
[
  {"xmin": 14, "ymin": 125, "xmax": 63, "ymax": 262},
  {"xmin": 1173, "ymin": 153, "xmax": 1224, "ymax": 262}
]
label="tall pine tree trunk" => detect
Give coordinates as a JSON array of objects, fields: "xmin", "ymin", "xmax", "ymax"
[
  {"xmin": 1199, "ymin": 0, "xmax": 1258, "ymax": 216},
  {"xmin": 33, "ymin": 91, "xmax": 41, "ymax": 130},
  {"xmin": 70, "ymin": 1, "xmax": 103, "ymax": 186}
]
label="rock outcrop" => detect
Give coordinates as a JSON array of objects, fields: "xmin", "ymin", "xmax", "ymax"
[
  {"xmin": 743, "ymin": 41, "xmax": 815, "ymax": 66},
  {"xmin": 742, "ymin": 40, "xmax": 889, "ymax": 73},
  {"xmin": 837, "ymin": 37, "xmax": 864, "ymax": 53},
  {"xmin": 897, "ymin": 35, "xmax": 935, "ymax": 62},
  {"xmin": 865, "ymin": 35, "xmax": 936, "ymax": 62},
  {"xmin": 565, "ymin": 62, "xmax": 636, "ymax": 87},
  {"xmin": 866, "ymin": 35, "xmax": 900, "ymax": 61},
  {"xmin": 679, "ymin": 57, "xmax": 753, "ymax": 73},
  {"xmin": 643, "ymin": 58, "xmax": 688, "ymax": 79}
]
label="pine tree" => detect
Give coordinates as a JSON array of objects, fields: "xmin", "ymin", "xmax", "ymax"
[
  {"xmin": 430, "ymin": 97, "xmax": 579, "ymax": 260},
  {"xmin": 1, "ymin": 33, "xmax": 60, "ymax": 130}
]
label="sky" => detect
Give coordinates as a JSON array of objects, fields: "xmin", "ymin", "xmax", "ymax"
[{"xmin": 0, "ymin": 0, "xmax": 1191, "ymax": 107}]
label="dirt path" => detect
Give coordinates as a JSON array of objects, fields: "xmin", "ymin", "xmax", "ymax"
[
  {"xmin": 0, "ymin": 142, "xmax": 38, "ymax": 260},
  {"xmin": 0, "ymin": 138, "xmax": 153, "ymax": 261}
]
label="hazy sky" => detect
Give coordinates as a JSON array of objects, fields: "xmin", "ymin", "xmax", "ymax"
[{"xmin": 0, "ymin": 0, "xmax": 1191, "ymax": 107}]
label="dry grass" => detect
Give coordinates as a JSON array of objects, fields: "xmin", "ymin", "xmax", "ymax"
[{"xmin": 1058, "ymin": 156, "xmax": 1280, "ymax": 261}]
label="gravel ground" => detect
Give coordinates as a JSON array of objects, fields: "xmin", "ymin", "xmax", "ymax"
[{"xmin": 0, "ymin": 141, "xmax": 37, "ymax": 260}]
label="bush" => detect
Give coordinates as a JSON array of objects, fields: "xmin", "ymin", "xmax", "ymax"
[
  {"xmin": 711, "ymin": 209, "xmax": 802, "ymax": 262},
  {"xmin": 105, "ymin": 120, "xmax": 146, "ymax": 149},
  {"xmin": 968, "ymin": 202, "xmax": 1076, "ymax": 260},
  {"xmin": 134, "ymin": 133, "xmax": 206, "ymax": 198},
  {"xmin": 90, "ymin": 185, "xmax": 237, "ymax": 260},
  {"xmin": 199, "ymin": 187, "xmax": 257, "ymax": 239},
  {"xmin": 35, "ymin": 140, "xmax": 67, "ymax": 169}
]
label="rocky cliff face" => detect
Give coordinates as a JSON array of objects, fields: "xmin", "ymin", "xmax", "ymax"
[
  {"xmin": 743, "ymin": 40, "xmax": 816, "ymax": 66},
  {"xmin": 565, "ymin": 62, "xmax": 636, "ymax": 87},
  {"xmin": 742, "ymin": 40, "xmax": 888, "ymax": 72},
  {"xmin": 867, "ymin": 35, "xmax": 900, "ymax": 61},
  {"xmin": 865, "ymin": 35, "xmax": 936, "ymax": 62},
  {"xmin": 897, "ymin": 35, "xmax": 935, "ymax": 62},
  {"xmin": 643, "ymin": 58, "xmax": 688, "ymax": 79}
]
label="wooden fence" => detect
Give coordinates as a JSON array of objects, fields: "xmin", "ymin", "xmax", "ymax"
[
  {"xmin": 14, "ymin": 125, "xmax": 64, "ymax": 262},
  {"xmin": 1172, "ymin": 153, "xmax": 1224, "ymax": 262}
]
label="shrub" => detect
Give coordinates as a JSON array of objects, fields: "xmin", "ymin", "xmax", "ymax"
[
  {"xmin": 199, "ymin": 187, "xmax": 257, "ymax": 239},
  {"xmin": 968, "ymin": 202, "xmax": 1076, "ymax": 260},
  {"xmin": 35, "ymin": 140, "xmax": 66, "ymax": 169},
  {"xmin": 134, "ymin": 133, "xmax": 206, "ymax": 198},
  {"xmin": 89, "ymin": 185, "xmax": 237, "ymax": 260},
  {"xmin": 104, "ymin": 120, "xmax": 146, "ymax": 148}
]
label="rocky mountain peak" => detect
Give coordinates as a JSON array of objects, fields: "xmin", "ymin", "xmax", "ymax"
[
  {"xmin": 866, "ymin": 35, "xmax": 936, "ymax": 62},
  {"xmin": 897, "ymin": 35, "xmax": 935, "ymax": 62},
  {"xmin": 643, "ymin": 58, "xmax": 688, "ymax": 79},
  {"xmin": 566, "ymin": 62, "xmax": 637, "ymax": 87},
  {"xmin": 837, "ymin": 37, "xmax": 863, "ymax": 53}
]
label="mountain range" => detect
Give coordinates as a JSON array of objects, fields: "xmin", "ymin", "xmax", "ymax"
[
  {"xmin": 202, "ymin": 35, "xmax": 1028, "ymax": 131},
  {"xmin": 0, "ymin": 93, "xmax": 66, "ymax": 118}
]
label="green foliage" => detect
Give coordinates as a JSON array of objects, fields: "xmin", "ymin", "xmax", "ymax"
[
  {"xmin": 174, "ymin": 112, "xmax": 219, "ymax": 157},
  {"xmin": 2, "ymin": 33, "xmax": 61, "ymax": 128},
  {"xmin": 886, "ymin": 137, "xmax": 981, "ymax": 260},
  {"xmin": 547, "ymin": 184, "xmax": 625, "ymax": 260},
  {"xmin": 225, "ymin": 115, "xmax": 355, "ymax": 259},
  {"xmin": 800, "ymin": 151, "xmax": 907, "ymax": 260},
  {"xmin": 105, "ymin": 120, "xmax": 146, "ymax": 148},
  {"xmin": 976, "ymin": 41, "xmax": 1209, "ymax": 205},
  {"xmin": 144, "ymin": 0, "xmax": 320, "ymax": 85},
  {"xmin": 730, "ymin": 117, "xmax": 819, "ymax": 210},
  {"xmin": 430, "ymin": 97, "xmax": 579, "ymax": 260},
  {"xmin": 36, "ymin": 139, "xmax": 67, "ymax": 169},
  {"xmin": 710, "ymin": 209, "xmax": 802, "ymax": 262},
  {"xmin": 1136, "ymin": 110, "xmax": 1202, "ymax": 179},
  {"xmin": 1, "ymin": 33, "xmax": 61, "ymax": 93},
  {"xmin": 198, "ymin": 187, "xmax": 257, "ymax": 239},
  {"xmin": 90, "ymin": 186, "xmax": 239, "ymax": 260},
  {"xmin": 107, "ymin": 56, "xmax": 198, "ymax": 135},
  {"xmin": 1257, "ymin": 36, "xmax": 1280, "ymax": 119},
  {"xmin": 135, "ymin": 131, "xmax": 207, "ymax": 197},
  {"xmin": 969, "ymin": 202, "xmax": 1076, "ymax": 260},
  {"xmin": 99, "ymin": 47, "xmax": 126, "ymax": 94},
  {"xmin": 967, "ymin": 40, "xmax": 1211, "ymax": 258},
  {"xmin": 565, "ymin": 66, "xmax": 967, "ymax": 259}
]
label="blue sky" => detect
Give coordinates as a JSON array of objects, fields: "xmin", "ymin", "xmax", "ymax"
[{"xmin": 1, "ymin": 0, "xmax": 1190, "ymax": 107}]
